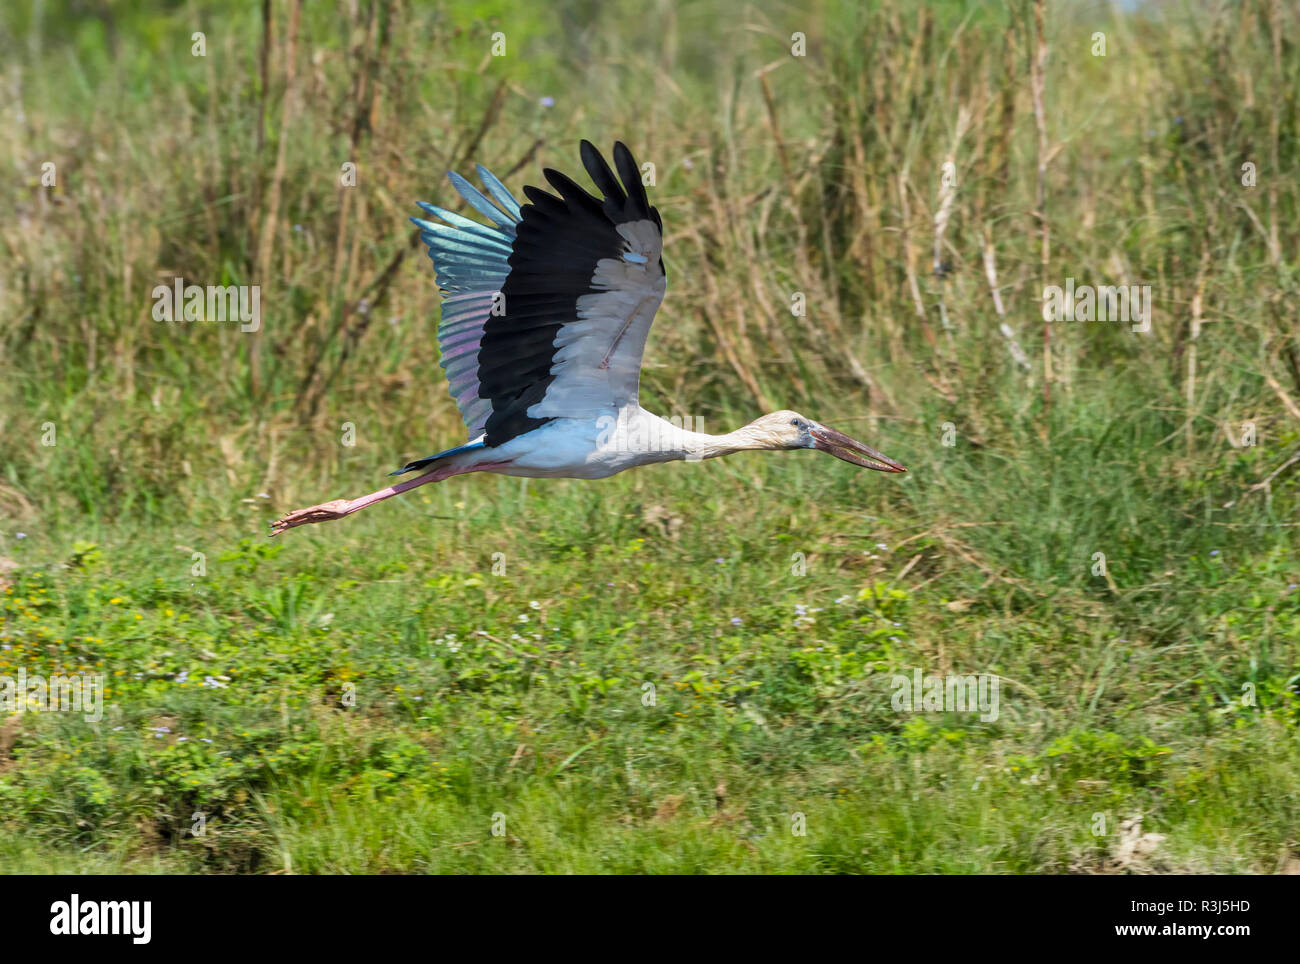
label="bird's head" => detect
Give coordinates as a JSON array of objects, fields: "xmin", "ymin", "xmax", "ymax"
[{"xmin": 747, "ymin": 410, "xmax": 907, "ymax": 473}]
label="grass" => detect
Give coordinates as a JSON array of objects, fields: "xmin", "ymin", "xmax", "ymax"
[
  {"xmin": 0, "ymin": 0, "xmax": 1298, "ymax": 873},
  {"xmin": 3, "ymin": 440, "xmax": 1297, "ymax": 873}
]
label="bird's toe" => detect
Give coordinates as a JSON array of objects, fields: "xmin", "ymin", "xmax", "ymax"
[{"xmin": 269, "ymin": 499, "xmax": 353, "ymax": 535}]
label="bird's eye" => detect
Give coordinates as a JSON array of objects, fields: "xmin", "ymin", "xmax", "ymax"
[{"xmin": 791, "ymin": 418, "xmax": 806, "ymax": 430}]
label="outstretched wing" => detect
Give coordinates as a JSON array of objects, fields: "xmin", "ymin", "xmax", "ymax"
[
  {"xmin": 413, "ymin": 141, "xmax": 666, "ymax": 450},
  {"xmin": 412, "ymin": 165, "xmax": 522, "ymax": 444}
]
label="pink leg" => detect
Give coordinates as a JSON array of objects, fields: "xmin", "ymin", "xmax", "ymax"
[{"xmin": 270, "ymin": 461, "xmax": 512, "ymax": 535}]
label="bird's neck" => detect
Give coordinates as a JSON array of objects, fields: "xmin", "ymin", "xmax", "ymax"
[
  {"xmin": 675, "ymin": 423, "xmax": 769, "ymax": 461},
  {"xmin": 609, "ymin": 408, "xmax": 771, "ymax": 462}
]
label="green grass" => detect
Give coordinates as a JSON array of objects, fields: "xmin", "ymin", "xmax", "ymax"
[
  {"xmin": 1, "ymin": 0, "xmax": 1298, "ymax": 873},
  {"xmin": 2, "ymin": 436, "xmax": 1298, "ymax": 873}
]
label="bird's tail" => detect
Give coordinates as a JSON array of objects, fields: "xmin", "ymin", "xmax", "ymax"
[{"xmin": 389, "ymin": 439, "xmax": 486, "ymax": 476}]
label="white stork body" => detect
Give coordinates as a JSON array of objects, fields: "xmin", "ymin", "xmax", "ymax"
[
  {"xmin": 485, "ymin": 411, "xmax": 682, "ymax": 479},
  {"xmin": 442, "ymin": 417, "xmax": 671, "ymax": 481},
  {"xmin": 434, "ymin": 408, "xmax": 779, "ymax": 480},
  {"xmin": 272, "ymin": 142, "xmax": 904, "ymax": 534}
]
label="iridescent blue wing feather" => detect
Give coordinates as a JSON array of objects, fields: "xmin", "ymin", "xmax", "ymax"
[{"xmin": 410, "ymin": 169, "xmax": 522, "ymax": 447}]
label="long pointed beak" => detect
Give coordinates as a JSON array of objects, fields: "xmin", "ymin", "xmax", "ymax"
[{"xmin": 811, "ymin": 426, "xmax": 907, "ymax": 473}]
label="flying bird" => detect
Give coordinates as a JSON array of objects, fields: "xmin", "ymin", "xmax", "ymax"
[{"xmin": 271, "ymin": 141, "xmax": 904, "ymax": 534}]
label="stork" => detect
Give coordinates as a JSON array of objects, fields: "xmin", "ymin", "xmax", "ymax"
[{"xmin": 271, "ymin": 141, "xmax": 904, "ymax": 535}]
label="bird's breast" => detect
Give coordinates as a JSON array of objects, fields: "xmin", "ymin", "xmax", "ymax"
[{"xmin": 487, "ymin": 412, "xmax": 685, "ymax": 480}]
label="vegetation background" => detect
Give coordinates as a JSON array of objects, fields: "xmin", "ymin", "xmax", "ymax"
[{"xmin": 1, "ymin": 0, "xmax": 1297, "ymax": 873}]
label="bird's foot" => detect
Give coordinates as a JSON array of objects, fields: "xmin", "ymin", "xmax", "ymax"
[{"xmin": 269, "ymin": 499, "xmax": 353, "ymax": 535}]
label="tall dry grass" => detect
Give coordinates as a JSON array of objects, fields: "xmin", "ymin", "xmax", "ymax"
[{"xmin": 0, "ymin": 0, "xmax": 1295, "ymax": 529}]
